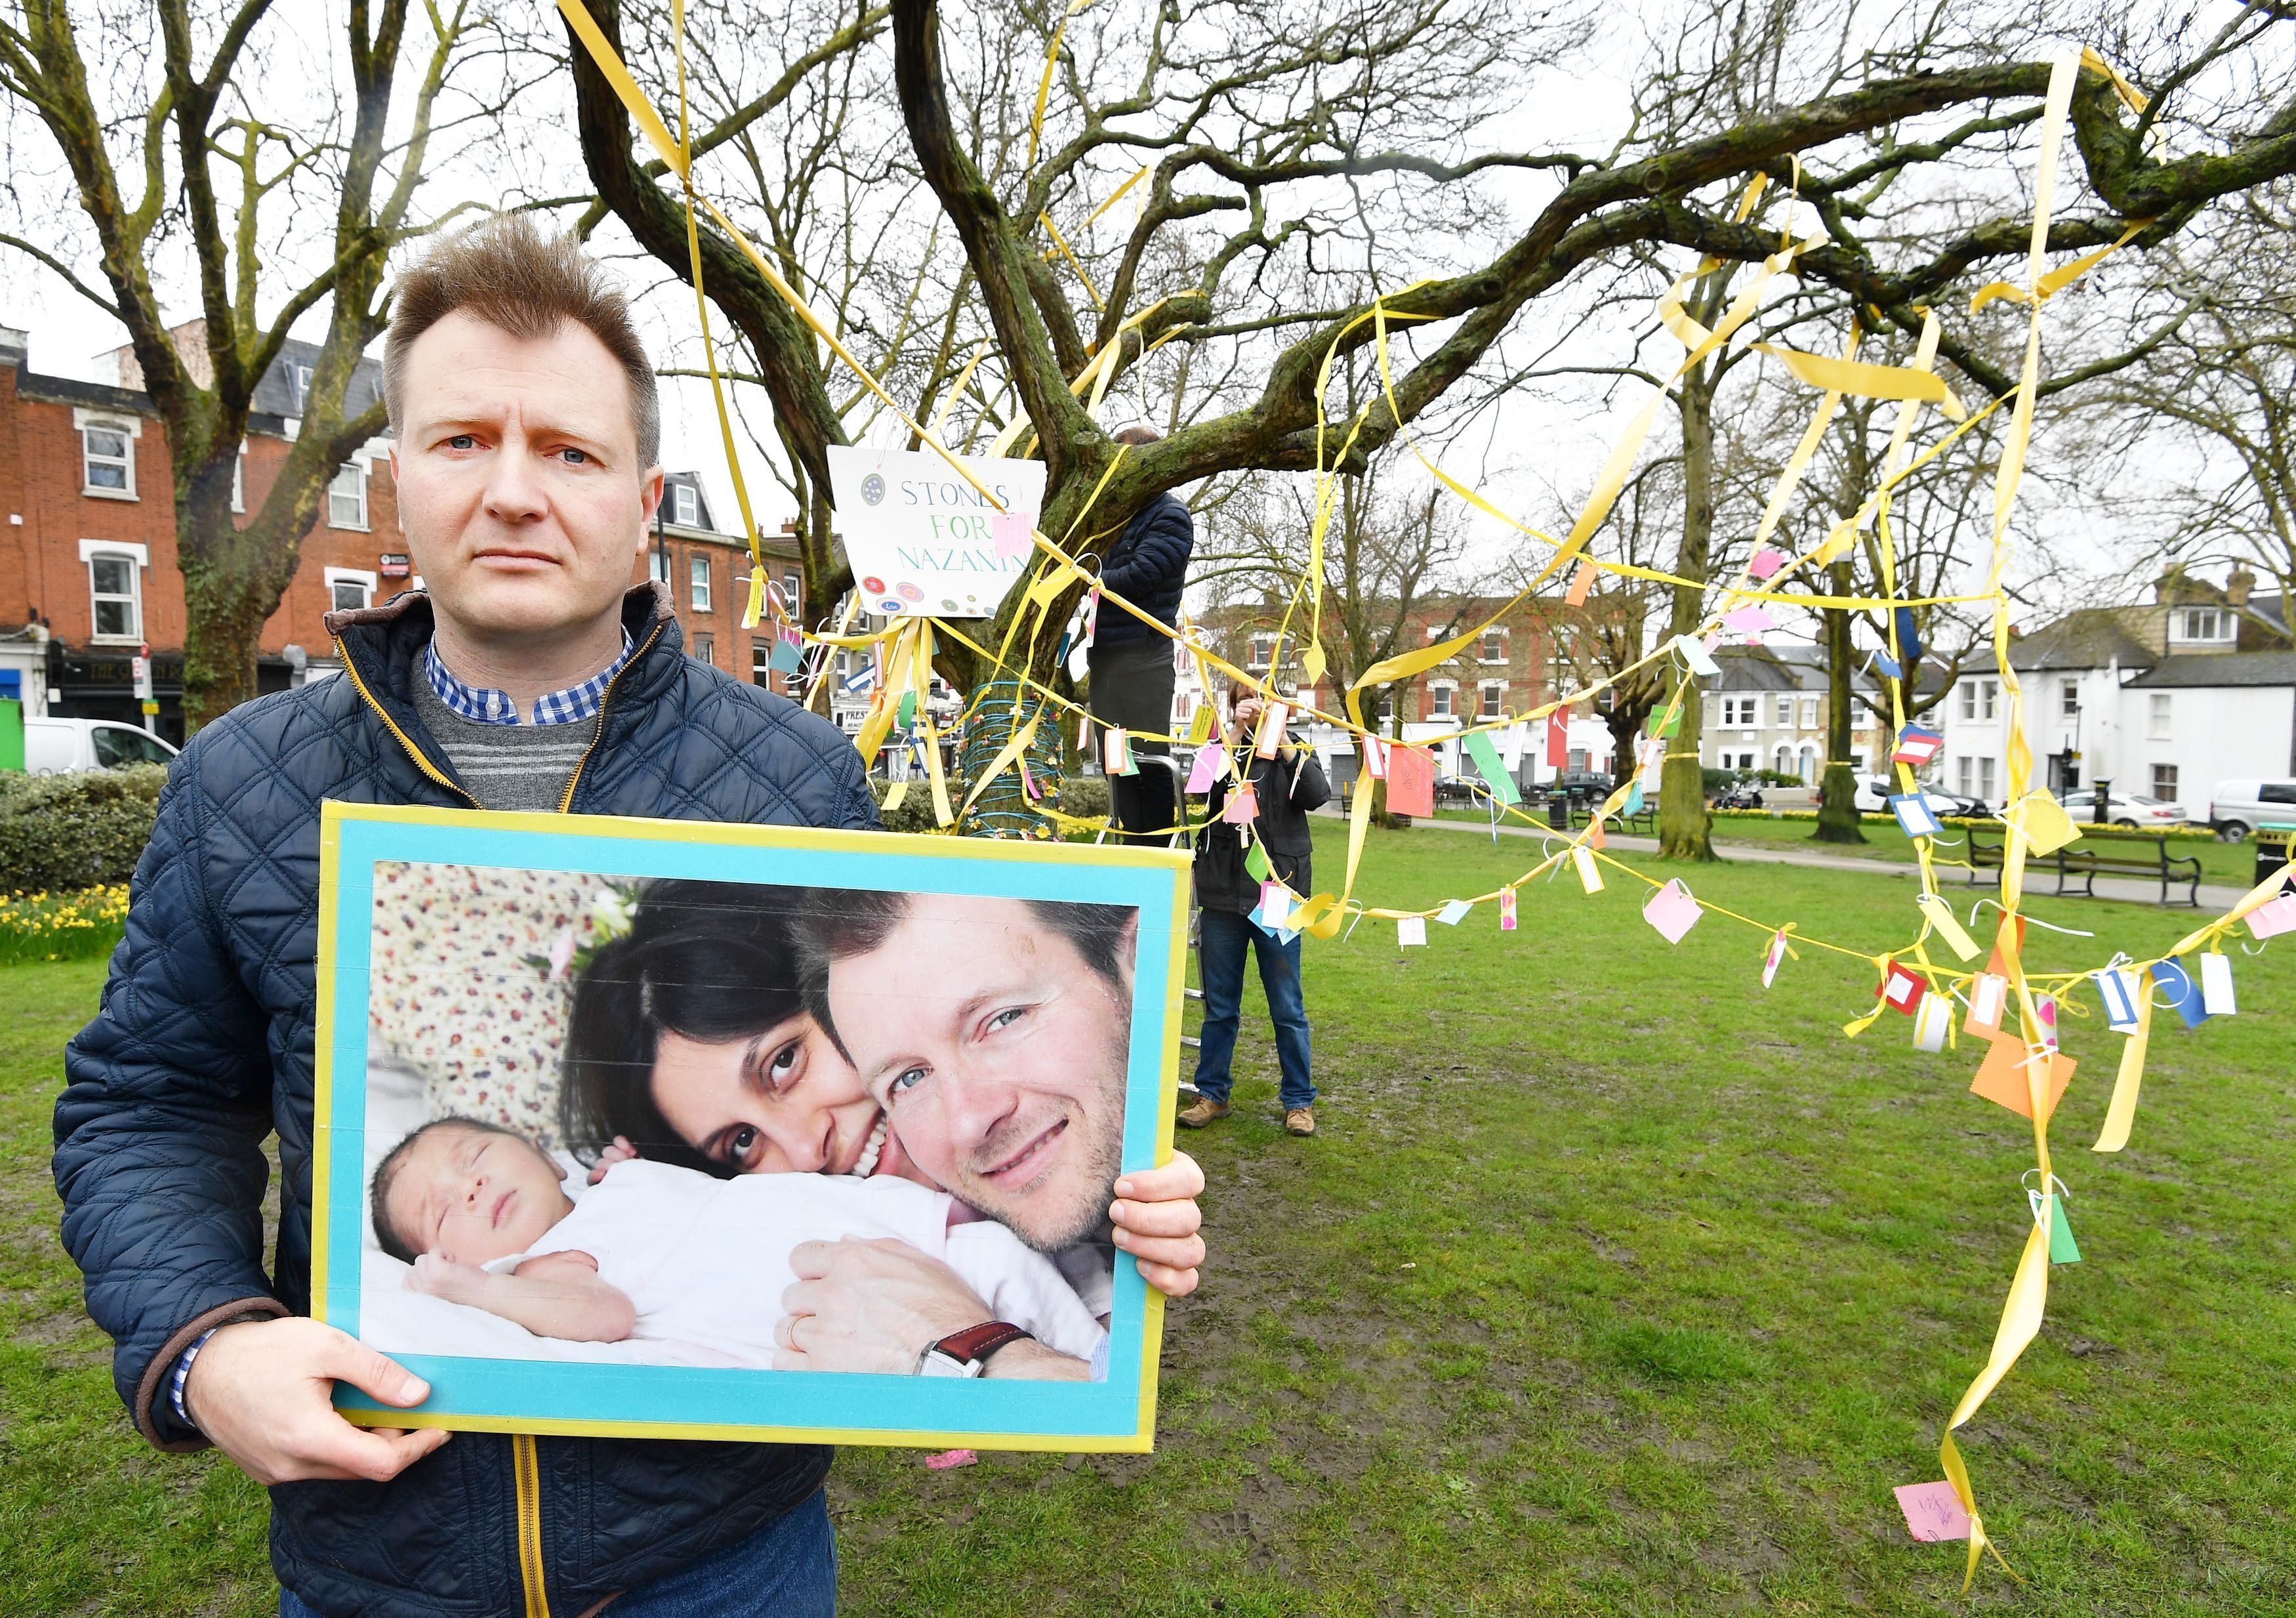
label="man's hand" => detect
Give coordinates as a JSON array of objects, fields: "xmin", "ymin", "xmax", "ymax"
[
  {"xmin": 182, "ymin": 1316, "xmax": 448, "ymax": 1485},
  {"xmin": 775, "ymin": 1238, "xmax": 1001, "ymax": 1375},
  {"xmin": 1111, "ymin": 1150, "xmax": 1206, "ymax": 1298}
]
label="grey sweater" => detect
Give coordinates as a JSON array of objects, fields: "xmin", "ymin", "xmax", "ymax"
[{"xmin": 411, "ymin": 677, "xmax": 601, "ymax": 812}]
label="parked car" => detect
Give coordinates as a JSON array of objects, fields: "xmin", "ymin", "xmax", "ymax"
[
  {"xmin": 1922, "ymin": 789, "xmax": 1992, "ymax": 819},
  {"xmin": 21, "ymin": 716, "xmax": 178, "ymax": 774},
  {"xmin": 1851, "ymin": 774, "xmax": 1957, "ymax": 816},
  {"xmin": 2051, "ymin": 787, "xmax": 2187, "ymax": 829},
  {"xmin": 2208, "ymin": 778, "xmax": 2296, "ymax": 841},
  {"xmin": 1545, "ymin": 768, "xmax": 1613, "ymax": 797}
]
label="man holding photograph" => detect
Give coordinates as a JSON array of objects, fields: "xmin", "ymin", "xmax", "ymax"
[{"xmin": 52, "ymin": 215, "xmax": 1205, "ymax": 1618}]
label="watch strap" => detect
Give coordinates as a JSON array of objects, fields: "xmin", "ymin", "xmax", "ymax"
[{"xmin": 931, "ymin": 1321, "xmax": 1033, "ymax": 1368}]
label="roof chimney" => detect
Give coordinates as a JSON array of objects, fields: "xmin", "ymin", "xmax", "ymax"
[
  {"xmin": 2152, "ymin": 565, "xmax": 2187, "ymax": 604},
  {"xmin": 0, "ymin": 327, "xmax": 23, "ymax": 371},
  {"xmin": 2227, "ymin": 568, "xmax": 2255, "ymax": 607}
]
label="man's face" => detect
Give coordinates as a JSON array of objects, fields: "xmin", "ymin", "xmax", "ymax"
[
  {"xmin": 390, "ymin": 310, "xmax": 661, "ymax": 645},
  {"xmin": 385, "ymin": 1125, "xmax": 573, "ymax": 1266},
  {"xmin": 827, "ymin": 896, "xmax": 1135, "ymax": 1251}
]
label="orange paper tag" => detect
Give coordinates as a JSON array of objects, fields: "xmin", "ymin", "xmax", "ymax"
[
  {"xmin": 1969, "ymin": 1039, "xmax": 2076, "ymax": 1122},
  {"xmin": 1565, "ymin": 558, "xmax": 1597, "ymax": 606}
]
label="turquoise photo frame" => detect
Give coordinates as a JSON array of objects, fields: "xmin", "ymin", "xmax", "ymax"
[{"xmin": 315, "ymin": 800, "xmax": 1190, "ymax": 1452}]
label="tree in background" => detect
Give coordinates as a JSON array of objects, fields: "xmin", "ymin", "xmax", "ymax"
[{"xmin": 0, "ymin": 1, "xmax": 519, "ymax": 726}]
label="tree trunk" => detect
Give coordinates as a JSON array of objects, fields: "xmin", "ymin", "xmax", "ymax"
[
  {"xmin": 1814, "ymin": 554, "xmax": 1867, "ymax": 843},
  {"xmin": 1659, "ymin": 358, "xmax": 1716, "ymax": 861},
  {"xmin": 176, "ymin": 433, "xmax": 315, "ymax": 727}
]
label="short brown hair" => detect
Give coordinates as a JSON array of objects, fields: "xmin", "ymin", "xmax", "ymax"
[{"xmin": 385, "ymin": 213, "xmax": 661, "ymax": 468}]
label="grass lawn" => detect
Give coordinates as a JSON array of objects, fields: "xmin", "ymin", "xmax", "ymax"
[
  {"xmin": 1434, "ymin": 802, "xmax": 2262, "ymax": 888},
  {"xmin": 7, "ymin": 823, "xmax": 2295, "ymax": 1613}
]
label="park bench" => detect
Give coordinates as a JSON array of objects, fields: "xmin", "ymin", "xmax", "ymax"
[
  {"xmin": 1573, "ymin": 803, "xmax": 1656, "ymax": 837},
  {"xmin": 1961, "ymin": 823, "xmax": 2201, "ymax": 905},
  {"xmin": 2055, "ymin": 833, "xmax": 2203, "ymax": 907},
  {"xmin": 1963, "ymin": 825, "xmax": 2005, "ymax": 884}
]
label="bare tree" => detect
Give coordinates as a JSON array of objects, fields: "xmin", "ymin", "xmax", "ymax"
[{"xmin": 0, "ymin": 1, "xmax": 516, "ymax": 725}]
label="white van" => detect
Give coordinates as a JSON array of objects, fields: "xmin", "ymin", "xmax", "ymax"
[
  {"xmin": 22, "ymin": 716, "xmax": 178, "ymax": 774},
  {"xmin": 2207, "ymin": 778, "xmax": 2296, "ymax": 840}
]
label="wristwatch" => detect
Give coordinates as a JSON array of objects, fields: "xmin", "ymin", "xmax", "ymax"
[{"xmin": 916, "ymin": 1321, "xmax": 1035, "ymax": 1377}]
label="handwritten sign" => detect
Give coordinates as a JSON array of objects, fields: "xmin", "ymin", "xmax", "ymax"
[{"xmin": 827, "ymin": 445, "xmax": 1046, "ymax": 619}]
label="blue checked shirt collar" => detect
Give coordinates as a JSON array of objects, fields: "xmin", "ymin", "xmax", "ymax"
[{"xmin": 422, "ymin": 629, "xmax": 635, "ymax": 726}]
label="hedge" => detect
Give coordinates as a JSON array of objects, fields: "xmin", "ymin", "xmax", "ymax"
[
  {"xmin": 0, "ymin": 764, "xmax": 166, "ymax": 892},
  {"xmin": 1706, "ymin": 805, "xmax": 2222, "ymax": 841}
]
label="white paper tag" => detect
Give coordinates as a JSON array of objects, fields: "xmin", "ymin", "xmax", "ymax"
[
  {"xmin": 1397, "ymin": 916, "xmax": 1427, "ymax": 947},
  {"xmin": 2200, "ymin": 951, "xmax": 2237, "ymax": 1016}
]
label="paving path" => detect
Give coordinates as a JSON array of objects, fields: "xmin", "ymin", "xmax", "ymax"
[{"xmin": 1339, "ymin": 808, "xmax": 2251, "ymax": 913}]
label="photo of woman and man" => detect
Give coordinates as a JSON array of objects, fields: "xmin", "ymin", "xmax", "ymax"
[{"xmin": 353, "ymin": 861, "xmax": 1144, "ymax": 1387}]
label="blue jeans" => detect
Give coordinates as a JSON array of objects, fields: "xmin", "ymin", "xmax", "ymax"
[
  {"xmin": 1191, "ymin": 906, "xmax": 1314, "ymax": 1110},
  {"xmin": 278, "ymin": 1487, "xmax": 836, "ymax": 1617}
]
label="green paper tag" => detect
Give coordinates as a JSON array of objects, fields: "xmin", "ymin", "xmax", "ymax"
[
  {"xmin": 2045, "ymin": 1193, "xmax": 2081, "ymax": 1264},
  {"xmin": 1245, "ymin": 840, "xmax": 1273, "ymax": 882},
  {"xmin": 897, "ymin": 690, "xmax": 917, "ymax": 728},
  {"xmin": 1462, "ymin": 731, "xmax": 1520, "ymax": 805},
  {"xmin": 1658, "ymin": 705, "xmax": 1681, "ymax": 738}
]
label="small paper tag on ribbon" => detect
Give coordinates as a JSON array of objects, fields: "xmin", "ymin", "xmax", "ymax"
[
  {"xmin": 1964, "ymin": 971, "xmax": 2009, "ymax": 1039},
  {"xmin": 2247, "ymin": 891, "xmax": 2296, "ymax": 940},
  {"xmin": 1260, "ymin": 881, "xmax": 1292, "ymax": 932},
  {"xmin": 1970, "ymin": 1039, "xmax": 2076, "ymax": 1121},
  {"xmin": 1397, "ymin": 915, "xmax": 1427, "ymax": 947},
  {"xmin": 1893, "ymin": 1480, "xmax": 1971, "ymax": 1543},
  {"xmin": 2028, "ymin": 1188, "xmax": 2082, "ymax": 1264},
  {"xmin": 1893, "ymin": 725, "xmax": 1944, "ymax": 766},
  {"xmin": 1185, "ymin": 743, "xmax": 1227, "ymax": 795},
  {"xmin": 1253, "ymin": 701, "xmax": 1289, "ymax": 759},
  {"xmin": 1915, "ymin": 893, "xmax": 1981, "ymax": 961},
  {"xmin": 1435, "ymin": 899, "xmax": 1472, "ymax": 926},
  {"xmin": 2155, "ymin": 957, "xmax": 2208, "ymax": 1028},
  {"xmin": 768, "ymin": 631, "xmax": 804, "ymax": 674},
  {"xmin": 1244, "ymin": 840, "xmax": 1273, "ymax": 882},
  {"xmin": 1222, "ymin": 781, "xmax": 1260, "ymax": 823},
  {"xmin": 1672, "ymin": 634, "xmax": 1721, "ymax": 676},
  {"xmin": 1721, "ymin": 604, "xmax": 1774, "ymax": 636},
  {"xmin": 1572, "ymin": 846, "xmax": 1603, "ymax": 894},
  {"xmin": 991, "ymin": 510, "xmax": 1034, "ymax": 558},
  {"xmin": 1498, "ymin": 887, "xmax": 1517, "ymax": 931},
  {"xmin": 2095, "ymin": 966, "xmax": 2141, "ymax": 1031},
  {"xmin": 1103, "ymin": 727, "xmax": 1136, "ymax": 776},
  {"xmin": 1747, "ymin": 547, "xmax": 1786, "ymax": 581},
  {"xmin": 1565, "ymin": 557, "xmax": 1597, "ymax": 606},
  {"xmin": 1363, "ymin": 737, "xmax": 1387, "ymax": 779},
  {"xmin": 2200, "ymin": 951, "xmax": 2237, "ymax": 1016},
  {"xmin": 1913, "ymin": 993, "xmax": 1952, "ymax": 1052},
  {"xmin": 2036, "ymin": 993, "xmax": 2059, "ymax": 1052},
  {"xmin": 1762, "ymin": 930, "xmax": 1788, "ymax": 988},
  {"xmin": 1642, "ymin": 879, "xmax": 1701, "ymax": 944},
  {"xmin": 1879, "ymin": 961, "xmax": 1926, "ymax": 1016},
  {"xmin": 1889, "ymin": 793, "xmax": 1943, "ymax": 839}
]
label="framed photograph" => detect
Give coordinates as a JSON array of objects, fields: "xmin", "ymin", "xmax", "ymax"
[{"xmin": 313, "ymin": 801, "xmax": 1189, "ymax": 1453}]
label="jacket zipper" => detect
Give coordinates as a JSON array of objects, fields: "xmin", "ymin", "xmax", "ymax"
[
  {"xmin": 333, "ymin": 639, "xmax": 480, "ymax": 809},
  {"xmin": 513, "ymin": 1432, "xmax": 550, "ymax": 1618},
  {"xmin": 342, "ymin": 619, "xmax": 664, "ymax": 1616},
  {"xmin": 554, "ymin": 622, "xmax": 665, "ymax": 814}
]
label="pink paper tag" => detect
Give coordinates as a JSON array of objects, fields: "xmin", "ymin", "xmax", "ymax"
[
  {"xmin": 1185, "ymin": 743, "xmax": 1227, "ymax": 794},
  {"xmin": 1893, "ymin": 1480, "xmax": 1971, "ymax": 1542},
  {"xmin": 924, "ymin": 1449, "xmax": 978, "ymax": 1471},
  {"xmin": 991, "ymin": 510, "xmax": 1033, "ymax": 558},
  {"xmin": 1642, "ymin": 879, "xmax": 1702, "ymax": 944},
  {"xmin": 1260, "ymin": 881, "xmax": 1290, "ymax": 929},
  {"xmin": 1498, "ymin": 887, "xmax": 1517, "ymax": 931},
  {"xmin": 1748, "ymin": 547, "xmax": 1786, "ymax": 580},
  {"xmin": 2247, "ymin": 891, "xmax": 2296, "ymax": 940},
  {"xmin": 1222, "ymin": 782, "xmax": 1259, "ymax": 824},
  {"xmin": 1721, "ymin": 604, "xmax": 1775, "ymax": 636}
]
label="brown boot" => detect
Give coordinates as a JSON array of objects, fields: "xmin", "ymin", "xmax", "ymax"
[
  {"xmin": 1284, "ymin": 1107, "xmax": 1315, "ymax": 1136},
  {"xmin": 1177, "ymin": 1096, "xmax": 1230, "ymax": 1128}
]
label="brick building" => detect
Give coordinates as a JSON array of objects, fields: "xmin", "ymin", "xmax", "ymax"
[{"xmin": 0, "ymin": 322, "xmax": 802, "ymax": 742}]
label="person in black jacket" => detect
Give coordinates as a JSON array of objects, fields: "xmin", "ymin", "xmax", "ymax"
[
  {"xmin": 50, "ymin": 215, "xmax": 1207, "ymax": 1618},
  {"xmin": 1178, "ymin": 693, "xmax": 1330, "ymax": 1136},
  {"xmin": 1088, "ymin": 425, "xmax": 1195, "ymax": 840}
]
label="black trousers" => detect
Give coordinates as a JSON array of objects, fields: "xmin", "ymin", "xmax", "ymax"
[{"xmin": 1087, "ymin": 636, "xmax": 1178, "ymax": 840}]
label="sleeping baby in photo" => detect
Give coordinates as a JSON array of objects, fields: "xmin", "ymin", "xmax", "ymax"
[{"xmin": 369, "ymin": 1117, "xmax": 1106, "ymax": 1373}]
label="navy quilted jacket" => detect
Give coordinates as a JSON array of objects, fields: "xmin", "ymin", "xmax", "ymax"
[
  {"xmin": 53, "ymin": 583, "xmax": 874, "ymax": 1617},
  {"xmin": 1092, "ymin": 492, "xmax": 1194, "ymax": 646}
]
